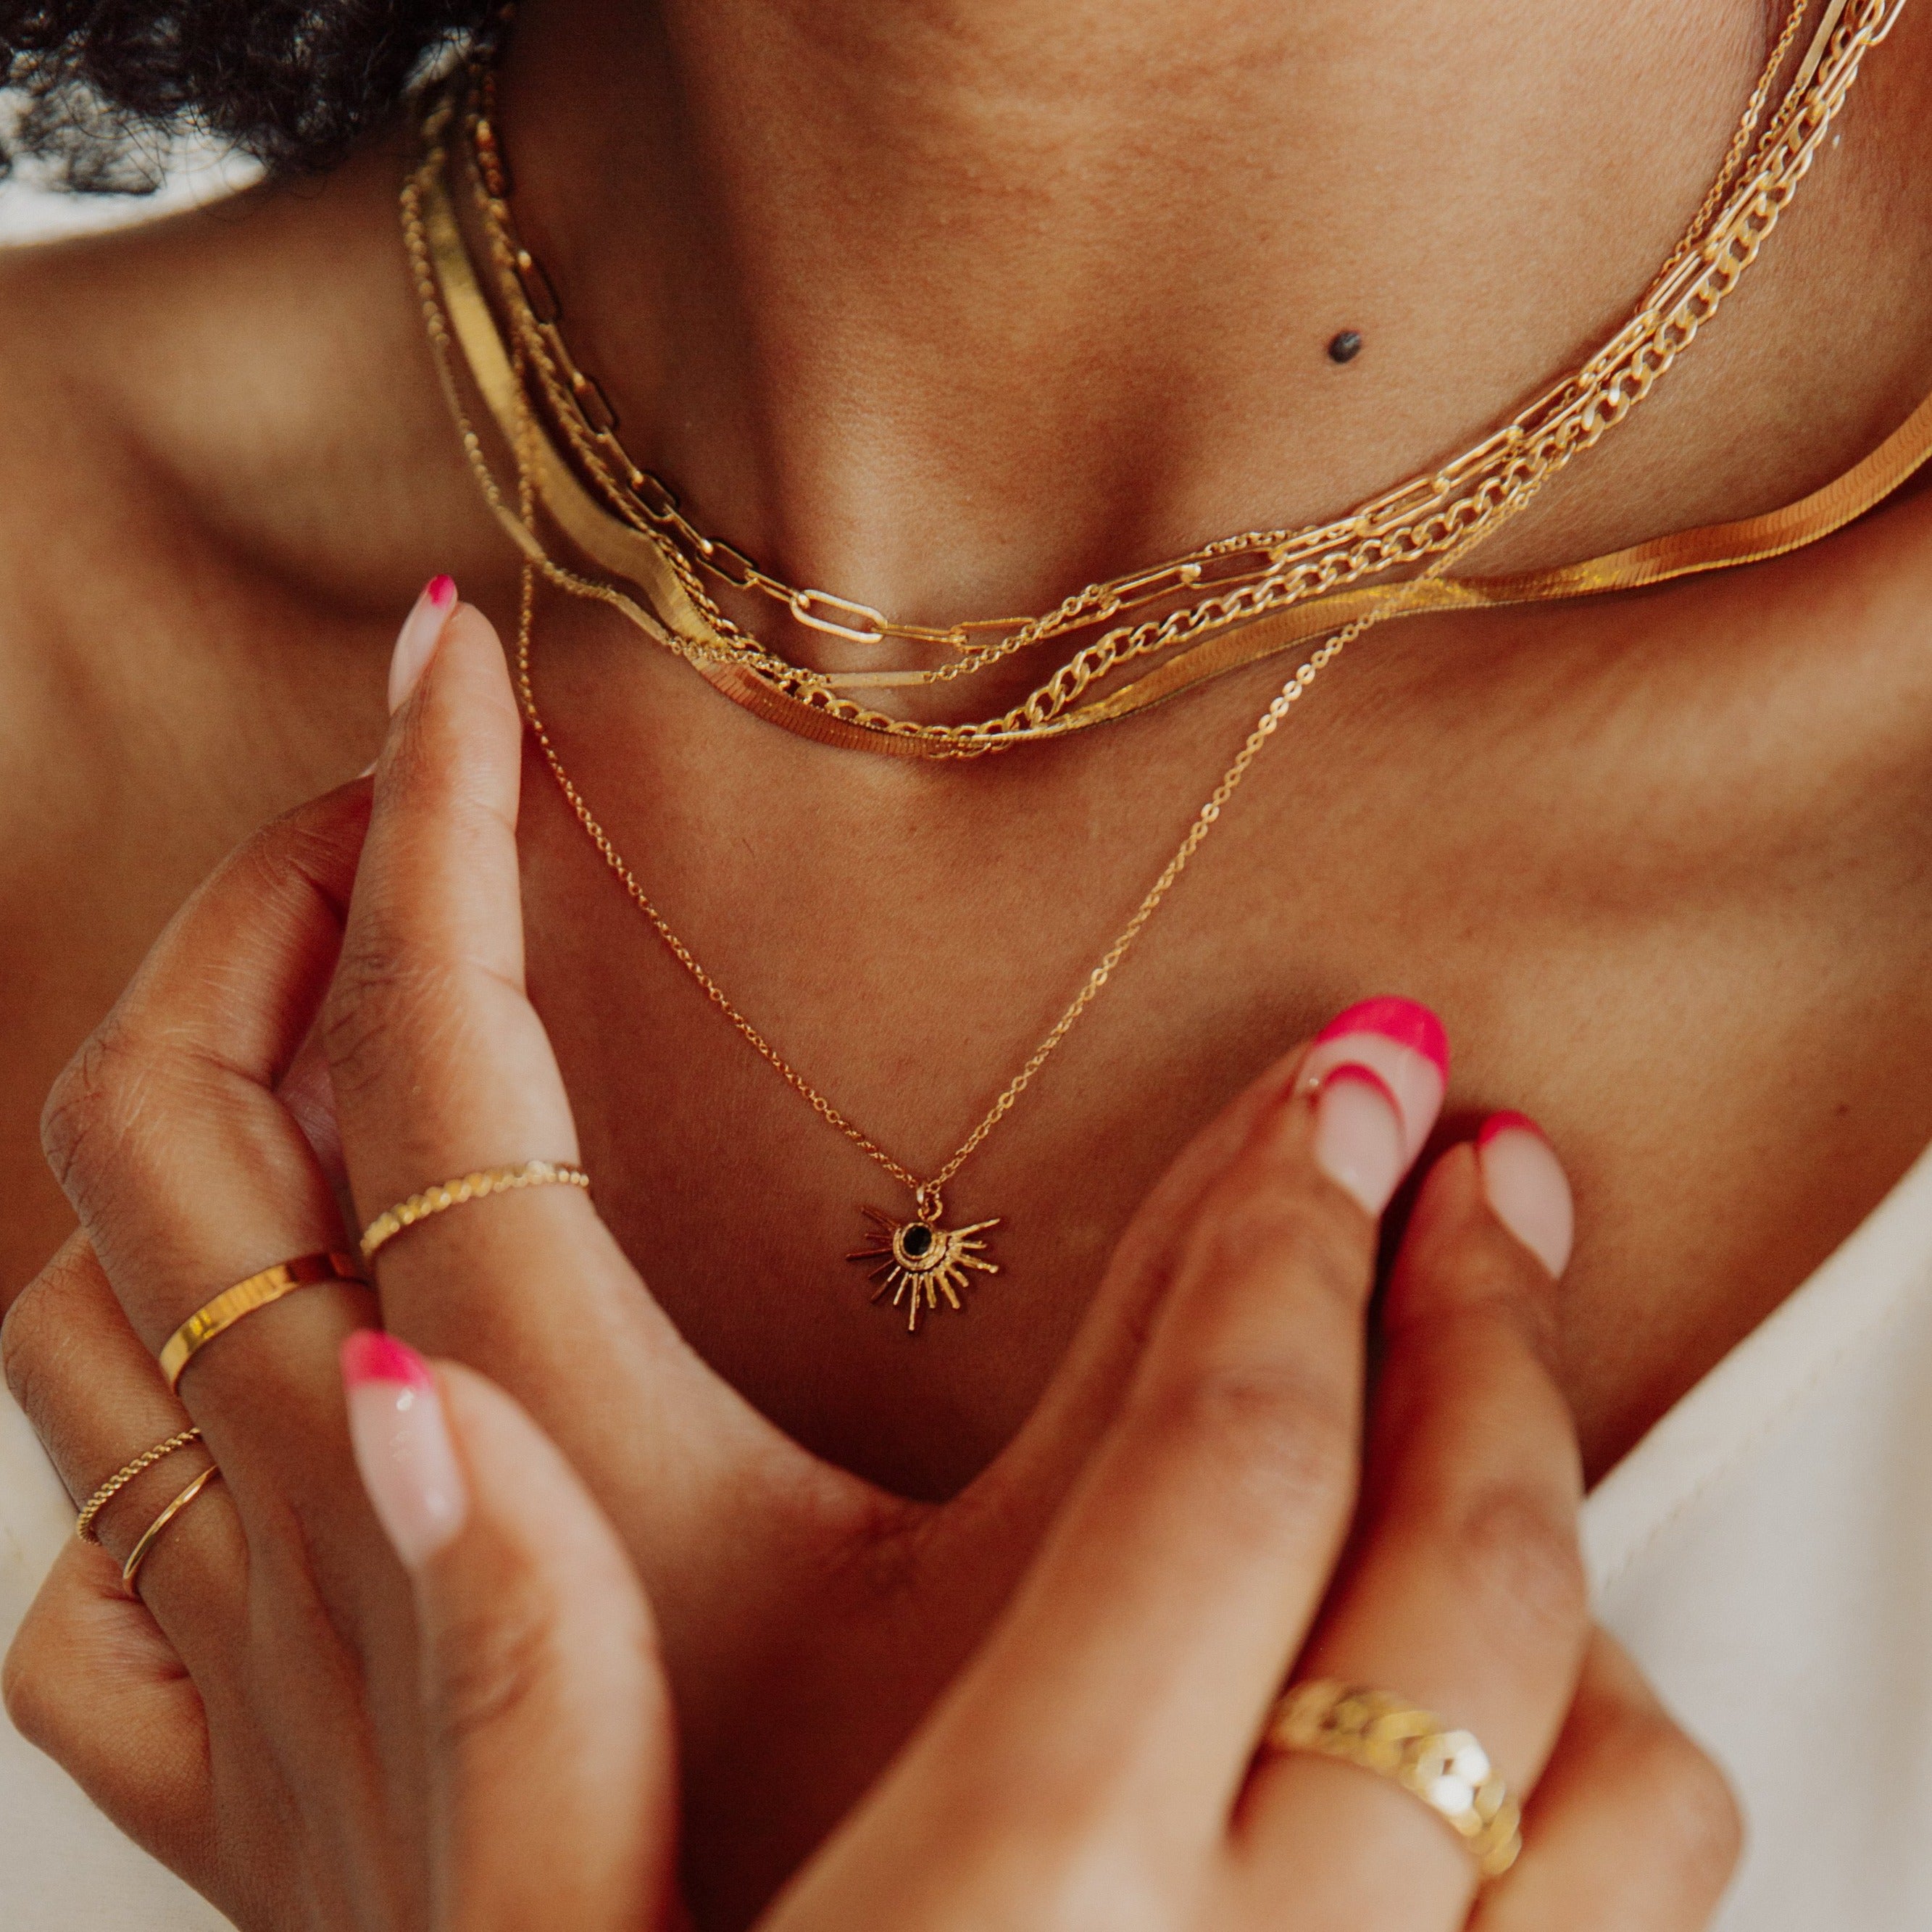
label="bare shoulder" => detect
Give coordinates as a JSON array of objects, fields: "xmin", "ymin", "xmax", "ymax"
[
  {"xmin": 0, "ymin": 145, "xmax": 496, "ymax": 1297},
  {"xmin": 0, "ymin": 171, "xmax": 388, "ymax": 884},
  {"xmin": 0, "ymin": 138, "xmax": 486, "ymax": 607},
  {"xmin": 0, "ymin": 131, "xmax": 506, "ymax": 896}
]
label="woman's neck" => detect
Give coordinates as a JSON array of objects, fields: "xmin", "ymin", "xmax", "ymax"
[{"xmin": 498, "ymin": 0, "xmax": 1932, "ymax": 621}]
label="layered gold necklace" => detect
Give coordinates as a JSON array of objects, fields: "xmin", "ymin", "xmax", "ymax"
[{"xmin": 404, "ymin": 0, "xmax": 1914, "ymax": 1328}]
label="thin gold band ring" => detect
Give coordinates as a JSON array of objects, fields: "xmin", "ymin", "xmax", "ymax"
[
  {"xmin": 157, "ymin": 1252, "xmax": 368, "ymax": 1393},
  {"xmin": 121, "ymin": 1463, "xmax": 223, "ymax": 1594}
]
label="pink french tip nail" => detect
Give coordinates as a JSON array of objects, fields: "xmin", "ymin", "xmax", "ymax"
[
  {"xmin": 1312, "ymin": 1063, "xmax": 1407, "ymax": 1215},
  {"xmin": 1301, "ymin": 996, "xmax": 1449, "ymax": 1164},
  {"xmin": 388, "ymin": 577, "xmax": 459, "ymax": 715},
  {"xmin": 1475, "ymin": 1112, "xmax": 1575, "ymax": 1278},
  {"xmin": 341, "ymin": 1329, "xmax": 433, "ymax": 1390},
  {"xmin": 1321, "ymin": 1062, "xmax": 1399, "ymax": 1110},
  {"xmin": 1315, "ymin": 996, "xmax": 1449, "ymax": 1079},
  {"xmin": 341, "ymin": 1331, "xmax": 467, "ymax": 1567}
]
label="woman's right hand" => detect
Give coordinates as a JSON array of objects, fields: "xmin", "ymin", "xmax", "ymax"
[{"xmin": 355, "ymin": 1061, "xmax": 1741, "ymax": 1932}]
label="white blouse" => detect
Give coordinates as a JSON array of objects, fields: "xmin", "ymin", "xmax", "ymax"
[
  {"xmin": 1586, "ymin": 1136, "xmax": 1932, "ymax": 1931},
  {"xmin": 6, "ymin": 1141, "xmax": 1932, "ymax": 1929}
]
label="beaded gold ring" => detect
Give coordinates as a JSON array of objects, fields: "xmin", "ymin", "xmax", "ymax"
[
  {"xmin": 359, "ymin": 1160, "xmax": 591, "ymax": 1264},
  {"xmin": 75, "ymin": 1426, "xmax": 204, "ymax": 1544}
]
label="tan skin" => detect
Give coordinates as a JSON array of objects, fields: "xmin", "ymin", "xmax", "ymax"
[
  {"xmin": 6, "ymin": 0, "xmax": 1932, "ymax": 1492},
  {"xmin": 0, "ymin": 9, "xmax": 1931, "ymax": 1914}
]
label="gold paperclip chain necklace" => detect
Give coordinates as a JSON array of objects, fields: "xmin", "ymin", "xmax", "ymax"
[
  {"xmin": 405, "ymin": 0, "xmax": 1902, "ymax": 759},
  {"xmin": 458, "ymin": 0, "xmax": 1873, "ymax": 714}
]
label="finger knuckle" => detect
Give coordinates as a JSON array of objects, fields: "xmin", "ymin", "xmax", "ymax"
[
  {"xmin": 251, "ymin": 792, "xmax": 362, "ymax": 890},
  {"xmin": 1625, "ymin": 1718, "xmax": 1746, "ymax": 1891},
  {"xmin": 321, "ymin": 941, "xmax": 460, "ymax": 1104},
  {"xmin": 39, "ymin": 1021, "xmax": 165, "ymax": 1202},
  {"xmin": 1441, "ymin": 1481, "xmax": 1588, "ymax": 1641},
  {"xmin": 424, "ymin": 1558, "xmax": 563, "ymax": 1758},
  {"xmin": 0, "ymin": 1266, "xmax": 62, "ymax": 1420},
  {"xmin": 3, "ymin": 1614, "xmax": 78, "ymax": 1755},
  {"xmin": 1137, "ymin": 1365, "xmax": 1356, "ymax": 1521}
]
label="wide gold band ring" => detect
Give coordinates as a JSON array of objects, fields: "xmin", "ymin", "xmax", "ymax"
[
  {"xmin": 122, "ymin": 1463, "xmax": 223, "ymax": 1594},
  {"xmin": 75, "ymin": 1426, "xmax": 204, "ymax": 1543},
  {"xmin": 359, "ymin": 1161, "xmax": 591, "ymax": 1263},
  {"xmin": 1265, "ymin": 1681, "xmax": 1523, "ymax": 1880},
  {"xmin": 157, "ymin": 1252, "xmax": 368, "ymax": 1393}
]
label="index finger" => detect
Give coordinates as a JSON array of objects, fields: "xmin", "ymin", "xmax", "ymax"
[
  {"xmin": 39, "ymin": 785, "xmax": 375, "ymax": 1429},
  {"xmin": 894, "ymin": 1043, "xmax": 1445, "ymax": 1841},
  {"xmin": 326, "ymin": 590, "xmax": 816, "ymax": 1537}
]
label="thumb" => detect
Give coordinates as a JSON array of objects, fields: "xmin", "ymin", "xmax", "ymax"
[{"xmin": 341, "ymin": 1334, "xmax": 681, "ymax": 1932}]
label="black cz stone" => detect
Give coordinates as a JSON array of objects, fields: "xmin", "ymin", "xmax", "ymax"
[
  {"xmin": 1328, "ymin": 330, "xmax": 1364, "ymax": 365},
  {"xmin": 901, "ymin": 1223, "xmax": 935, "ymax": 1258}
]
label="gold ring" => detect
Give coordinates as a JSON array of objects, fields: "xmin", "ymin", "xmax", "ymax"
[
  {"xmin": 122, "ymin": 1464, "xmax": 222, "ymax": 1594},
  {"xmin": 1265, "ymin": 1681, "xmax": 1523, "ymax": 1879},
  {"xmin": 75, "ymin": 1426, "xmax": 204, "ymax": 1542},
  {"xmin": 359, "ymin": 1161, "xmax": 591, "ymax": 1262},
  {"xmin": 157, "ymin": 1252, "xmax": 368, "ymax": 1393}
]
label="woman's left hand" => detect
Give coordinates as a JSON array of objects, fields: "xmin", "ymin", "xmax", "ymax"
[{"xmin": 1, "ymin": 588, "xmax": 1462, "ymax": 1925}]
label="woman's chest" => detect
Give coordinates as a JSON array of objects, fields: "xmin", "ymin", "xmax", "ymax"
[
  {"xmin": 7, "ymin": 547, "xmax": 1930, "ymax": 1497},
  {"xmin": 516, "ymin": 620, "xmax": 1932, "ymax": 1495}
]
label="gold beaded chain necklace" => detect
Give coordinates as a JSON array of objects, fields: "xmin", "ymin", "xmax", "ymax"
[
  {"xmin": 401, "ymin": 0, "xmax": 1907, "ymax": 1328},
  {"xmin": 407, "ymin": 0, "xmax": 1910, "ymax": 761}
]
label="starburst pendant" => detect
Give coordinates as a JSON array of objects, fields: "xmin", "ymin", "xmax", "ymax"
[{"xmin": 848, "ymin": 1207, "xmax": 1001, "ymax": 1333}]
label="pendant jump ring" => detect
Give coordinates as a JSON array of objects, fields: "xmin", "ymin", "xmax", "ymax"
[{"xmin": 915, "ymin": 1184, "xmax": 943, "ymax": 1223}]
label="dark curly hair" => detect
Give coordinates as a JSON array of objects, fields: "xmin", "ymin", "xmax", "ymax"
[{"xmin": 0, "ymin": 2, "xmax": 492, "ymax": 193}]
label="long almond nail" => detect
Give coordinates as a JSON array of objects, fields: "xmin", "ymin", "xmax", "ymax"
[
  {"xmin": 1301, "ymin": 996, "xmax": 1449, "ymax": 1162},
  {"xmin": 1312, "ymin": 1064, "xmax": 1407, "ymax": 1215},
  {"xmin": 1477, "ymin": 1112, "xmax": 1575, "ymax": 1277},
  {"xmin": 388, "ymin": 575, "xmax": 458, "ymax": 715},
  {"xmin": 342, "ymin": 1331, "xmax": 468, "ymax": 1567}
]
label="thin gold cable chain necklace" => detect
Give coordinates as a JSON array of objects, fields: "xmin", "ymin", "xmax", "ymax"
[{"xmin": 492, "ymin": 1, "xmax": 1891, "ymax": 1331}]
